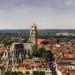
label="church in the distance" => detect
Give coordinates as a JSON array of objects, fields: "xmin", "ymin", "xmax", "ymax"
[
  {"xmin": 28, "ymin": 23, "xmax": 38, "ymax": 55},
  {"xmin": 1, "ymin": 23, "xmax": 38, "ymax": 71}
]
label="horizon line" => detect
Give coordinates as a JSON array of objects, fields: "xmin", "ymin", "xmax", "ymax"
[{"xmin": 0, "ymin": 29, "xmax": 75, "ymax": 30}]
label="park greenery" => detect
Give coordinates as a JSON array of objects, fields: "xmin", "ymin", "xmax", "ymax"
[
  {"xmin": 1, "ymin": 71, "xmax": 45, "ymax": 75},
  {"xmin": 0, "ymin": 33, "xmax": 75, "ymax": 46},
  {"xmin": 36, "ymin": 48, "xmax": 54, "ymax": 62}
]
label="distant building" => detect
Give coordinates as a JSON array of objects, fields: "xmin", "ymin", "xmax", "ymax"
[
  {"xmin": 10, "ymin": 43, "xmax": 25, "ymax": 63},
  {"xmin": 23, "ymin": 43, "xmax": 33, "ymax": 56},
  {"xmin": 28, "ymin": 23, "xmax": 38, "ymax": 54}
]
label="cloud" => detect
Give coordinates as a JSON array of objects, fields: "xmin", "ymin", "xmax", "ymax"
[
  {"xmin": 0, "ymin": 0, "xmax": 75, "ymax": 10},
  {"xmin": 56, "ymin": 0, "xmax": 75, "ymax": 8},
  {"xmin": 0, "ymin": 0, "xmax": 75, "ymax": 29}
]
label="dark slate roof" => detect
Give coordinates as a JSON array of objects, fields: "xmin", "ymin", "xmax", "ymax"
[
  {"xmin": 58, "ymin": 62, "xmax": 75, "ymax": 65},
  {"xmin": 63, "ymin": 58, "xmax": 75, "ymax": 60}
]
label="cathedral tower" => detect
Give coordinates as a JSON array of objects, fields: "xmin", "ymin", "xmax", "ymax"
[
  {"xmin": 30, "ymin": 23, "xmax": 37, "ymax": 44},
  {"xmin": 29, "ymin": 23, "xmax": 38, "ymax": 53}
]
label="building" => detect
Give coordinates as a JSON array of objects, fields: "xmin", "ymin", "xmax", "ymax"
[
  {"xmin": 23, "ymin": 43, "xmax": 33, "ymax": 56},
  {"xmin": 28, "ymin": 23, "xmax": 38, "ymax": 54},
  {"xmin": 10, "ymin": 43, "xmax": 25, "ymax": 64}
]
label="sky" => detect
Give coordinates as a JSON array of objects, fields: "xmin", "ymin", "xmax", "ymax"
[{"xmin": 0, "ymin": 0, "xmax": 75, "ymax": 29}]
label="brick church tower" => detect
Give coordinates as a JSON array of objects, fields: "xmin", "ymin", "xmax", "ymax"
[{"xmin": 29, "ymin": 23, "xmax": 38, "ymax": 54}]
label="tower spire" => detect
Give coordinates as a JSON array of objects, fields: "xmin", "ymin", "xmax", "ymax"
[{"xmin": 29, "ymin": 23, "xmax": 38, "ymax": 55}]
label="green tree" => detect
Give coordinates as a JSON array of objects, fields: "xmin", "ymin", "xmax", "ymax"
[
  {"xmin": 24, "ymin": 71, "xmax": 29, "ymax": 75},
  {"xmin": 39, "ymin": 71, "xmax": 45, "ymax": 75},
  {"xmin": 39, "ymin": 48, "xmax": 54, "ymax": 62},
  {"xmin": 46, "ymin": 51, "xmax": 54, "ymax": 62},
  {"xmin": 33, "ymin": 71, "xmax": 39, "ymax": 75},
  {"xmin": 3, "ymin": 71, "xmax": 11, "ymax": 75},
  {"xmin": 17, "ymin": 71, "xmax": 23, "ymax": 75}
]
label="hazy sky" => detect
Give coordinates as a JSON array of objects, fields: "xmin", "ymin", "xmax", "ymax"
[{"xmin": 0, "ymin": 0, "xmax": 75, "ymax": 29}]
